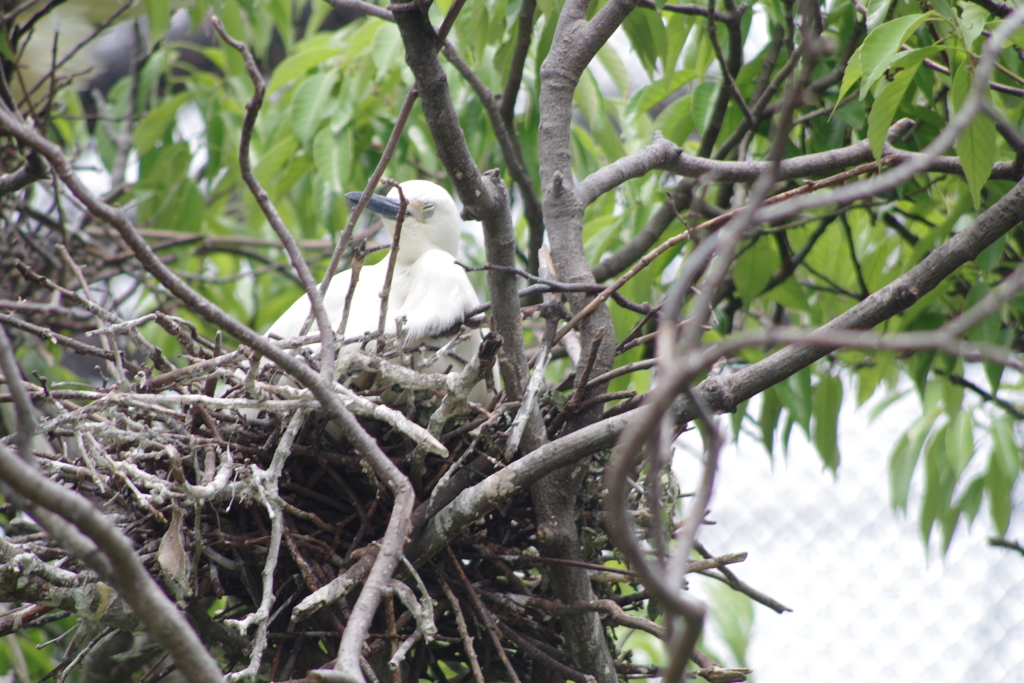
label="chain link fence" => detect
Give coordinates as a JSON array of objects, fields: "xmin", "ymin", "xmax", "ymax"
[{"xmin": 680, "ymin": 389, "xmax": 1024, "ymax": 682}]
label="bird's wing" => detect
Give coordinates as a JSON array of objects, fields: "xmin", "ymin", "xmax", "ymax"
[
  {"xmin": 394, "ymin": 250, "xmax": 480, "ymax": 343},
  {"xmin": 265, "ymin": 264, "xmax": 388, "ymax": 340}
]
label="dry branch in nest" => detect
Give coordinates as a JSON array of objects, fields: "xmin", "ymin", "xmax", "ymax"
[
  {"xmin": 0, "ymin": 248, "xmax": 761, "ymax": 682},
  {"xmin": 0, "ymin": 93, "xmax": 774, "ymax": 678}
]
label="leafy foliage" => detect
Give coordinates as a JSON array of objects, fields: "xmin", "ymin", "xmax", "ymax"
[{"xmin": 2, "ymin": 0, "xmax": 1024, "ymax": 680}]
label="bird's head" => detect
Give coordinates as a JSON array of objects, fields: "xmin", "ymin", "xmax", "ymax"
[{"xmin": 345, "ymin": 180, "xmax": 463, "ymax": 264}]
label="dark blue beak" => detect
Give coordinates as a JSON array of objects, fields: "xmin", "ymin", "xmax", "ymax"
[{"xmin": 345, "ymin": 191, "xmax": 405, "ymax": 221}]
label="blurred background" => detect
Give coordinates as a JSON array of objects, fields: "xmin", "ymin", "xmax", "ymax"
[{"xmin": 679, "ymin": 382, "xmax": 1024, "ymax": 683}]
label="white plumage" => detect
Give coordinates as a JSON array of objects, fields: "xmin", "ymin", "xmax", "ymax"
[{"xmin": 266, "ymin": 180, "xmax": 489, "ymax": 391}]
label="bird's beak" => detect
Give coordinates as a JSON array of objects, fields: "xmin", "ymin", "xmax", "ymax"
[{"xmin": 344, "ymin": 191, "xmax": 407, "ymax": 221}]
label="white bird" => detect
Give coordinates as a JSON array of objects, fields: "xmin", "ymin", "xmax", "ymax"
[{"xmin": 266, "ymin": 180, "xmax": 490, "ymax": 397}]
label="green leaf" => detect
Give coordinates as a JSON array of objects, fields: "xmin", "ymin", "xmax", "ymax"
[
  {"xmin": 706, "ymin": 581, "xmax": 753, "ymax": 667},
  {"xmin": 592, "ymin": 115, "xmax": 626, "ymax": 162},
  {"xmin": 812, "ymin": 374, "xmax": 843, "ymax": 472},
  {"xmin": 889, "ymin": 406, "xmax": 942, "ymax": 511},
  {"xmin": 866, "ymin": 0, "xmax": 893, "ymax": 32},
  {"xmin": 888, "ymin": 433, "xmax": 915, "ymax": 511},
  {"xmin": 313, "ymin": 126, "xmax": 351, "ymax": 193},
  {"xmin": 622, "ymin": 9, "xmax": 668, "ymax": 76},
  {"xmin": 133, "ymin": 91, "xmax": 192, "ymax": 155},
  {"xmin": 944, "ymin": 411, "xmax": 974, "ymax": 477},
  {"xmin": 765, "ymin": 274, "xmax": 810, "ymax": 312},
  {"xmin": 690, "ymin": 82, "xmax": 719, "ymax": 135},
  {"xmin": 733, "ymin": 237, "xmax": 779, "ymax": 305},
  {"xmin": 907, "ymin": 349, "xmax": 935, "ymax": 398},
  {"xmin": 857, "ymin": 354, "xmax": 895, "ymax": 406},
  {"xmin": 777, "ymin": 368, "xmax": 813, "ymax": 439},
  {"xmin": 781, "ymin": 414, "xmax": 795, "ymax": 456},
  {"xmin": 574, "ymin": 69, "xmax": 602, "ymax": 128},
  {"xmin": 963, "ymin": 281, "xmax": 999, "ymax": 342},
  {"xmin": 953, "ymin": 66, "xmax": 996, "ymax": 208},
  {"xmin": 267, "ymin": 48, "xmax": 343, "ymax": 94},
  {"xmin": 290, "ymin": 72, "xmax": 338, "ymax": 145},
  {"xmin": 950, "ymin": 60, "xmax": 971, "ymax": 111},
  {"xmin": 625, "ymin": 70, "xmax": 695, "ymax": 121},
  {"xmin": 664, "ymin": 12, "xmax": 693, "ymax": 80},
  {"xmin": 940, "ymin": 364, "xmax": 964, "ymax": 419},
  {"xmin": 984, "ymin": 327, "xmax": 1012, "ymax": 395},
  {"xmin": 867, "ymin": 63, "xmax": 918, "ymax": 160},
  {"xmin": 960, "ymin": 3, "xmax": 988, "ymax": 49},
  {"xmin": 254, "ymin": 134, "xmax": 300, "ymax": 188},
  {"xmin": 986, "ymin": 448, "xmax": 1015, "ymax": 536},
  {"xmin": 990, "ymin": 416, "xmax": 1020, "ymax": 481},
  {"xmin": 144, "ymin": 0, "xmax": 171, "ymax": 50},
  {"xmin": 731, "ymin": 400, "xmax": 748, "ymax": 443},
  {"xmin": 920, "ymin": 423, "xmax": 952, "ymax": 545},
  {"xmin": 833, "ymin": 45, "xmax": 863, "ymax": 112},
  {"xmin": 759, "ymin": 386, "xmax": 782, "ymax": 458},
  {"xmin": 860, "ymin": 13, "xmax": 933, "ymax": 98},
  {"xmin": 867, "ymin": 381, "xmax": 906, "ymax": 420},
  {"xmin": 956, "ymin": 476, "xmax": 985, "ymax": 526},
  {"xmin": 0, "ymin": 28, "xmax": 14, "ymax": 61},
  {"xmin": 651, "ymin": 95, "xmax": 694, "ymax": 146},
  {"xmin": 597, "ymin": 44, "xmax": 630, "ymax": 98},
  {"xmin": 976, "ymin": 234, "xmax": 1005, "ymax": 272},
  {"xmin": 469, "ymin": 0, "xmax": 489, "ymax": 61},
  {"xmin": 371, "ymin": 22, "xmax": 403, "ymax": 78}
]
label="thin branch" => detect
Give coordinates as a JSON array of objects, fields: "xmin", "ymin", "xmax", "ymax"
[
  {"xmin": 637, "ymin": 0, "xmax": 736, "ymax": 21},
  {"xmin": 923, "ymin": 56, "xmax": 1024, "ymax": 98},
  {"xmin": 438, "ymin": 576, "xmax": 485, "ymax": 683},
  {"xmin": 939, "ymin": 371, "xmax": 1024, "ymax": 421},
  {"xmin": 393, "ymin": 0, "xmax": 529, "ymax": 402},
  {"xmin": 210, "ymin": 17, "xmax": 336, "ymax": 387},
  {"xmin": 499, "ymin": 0, "xmax": 535, "ymax": 130},
  {"xmin": 374, "ymin": 180, "xmax": 407, "ymax": 348},
  {"xmin": 0, "ymin": 332, "xmax": 225, "ymax": 683},
  {"xmin": 323, "ymin": 0, "xmax": 393, "ymax": 21},
  {"xmin": 988, "ymin": 537, "xmax": 1024, "ymax": 554},
  {"xmin": 0, "ymin": 152, "xmax": 47, "ymax": 195},
  {"xmin": 0, "ymin": 32, "xmax": 415, "ymax": 683},
  {"xmin": 445, "ymin": 548, "xmax": 523, "ymax": 683},
  {"xmin": 440, "ymin": 41, "xmax": 545, "ymax": 278},
  {"xmin": 705, "ymin": 0, "xmax": 755, "ymax": 129}
]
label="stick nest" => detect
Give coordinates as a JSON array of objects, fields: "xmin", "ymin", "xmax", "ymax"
[{"xmin": 0, "ymin": 265, "xmax": 668, "ymax": 683}]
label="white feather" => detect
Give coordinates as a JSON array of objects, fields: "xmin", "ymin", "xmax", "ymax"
[{"xmin": 265, "ymin": 181, "xmax": 493, "ymax": 398}]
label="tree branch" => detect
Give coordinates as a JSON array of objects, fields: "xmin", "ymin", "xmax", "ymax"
[
  {"xmin": 392, "ymin": 0, "xmax": 529, "ymax": 402},
  {"xmin": 0, "ymin": 329, "xmax": 225, "ymax": 683},
  {"xmin": 0, "ymin": 55, "xmax": 415, "ymax": 683}
]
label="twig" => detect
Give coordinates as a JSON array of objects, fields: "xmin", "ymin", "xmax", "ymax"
[
  {"xmin": 375, "ymin": 180, "xmax": 407, "ymax": 352},
  {"xmin": 563, "ymin": 158, "xmax": 893, "ymax": 345},
  {"xmin": 496, "ymin": 621, "xmax": 593, "ymax": 683},
  {"xmin": 988, "ymin": 537, "xmax": 1024, "ymax": 555},
  {"xmin": 324, "ymin": 0, "xmax": 393, "ymax": 21},
  {"xmin": 210, "ymin": 16, "xmax": 337, "ymax": 387},
  {"xmin": 0, "ymin": 337, "xmax": 225, "ymax": 682},
  {"xmin": 445, "ymin": 547, "xmax": 523, "ymax": 683},
  {"xmin": 438, "ymin": 576, "xmax": 485, "ymax": 683},
  {"xmin": 504, "ymin": 340, "xmax": 549, "ymax": 460},
  {"xmin": 705, "ymin": 1, "xmax": 755, "ymax": 128}
]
